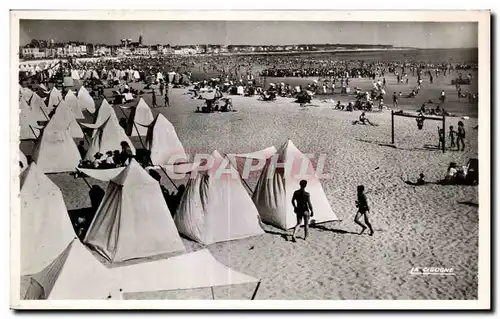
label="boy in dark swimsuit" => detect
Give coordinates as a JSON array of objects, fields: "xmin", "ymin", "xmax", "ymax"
[
  {"xmin": 291, "ymin": 180, "xmax": 314, "ymax": 242},
  {"xmin": 354, "ymin": 185, "xmax": 374, "ymax": 236}
]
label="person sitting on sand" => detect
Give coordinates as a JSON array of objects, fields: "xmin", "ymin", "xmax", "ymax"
[
  {"xmin": 354, "ymin": 185, "xmax": 374, "ymax": 236},
  {"xmin": 402, "ymin": 172, "xmax": 427, "ymax": 186},
  {"xmin": 291, "ymin": 180, "xmax": 314, "ymax": 242},
  {"xmin": 445, "ymin": 162, "xmax": 458, "ymax": 181},
  {"xmin": 352, "ymin": 112, "xmax": 375, "ymax": 126}
]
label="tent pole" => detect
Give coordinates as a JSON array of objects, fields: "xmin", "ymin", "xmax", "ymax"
[
  {"xmin": 38, "ymin": 105, "xmax": 49, "ymax": 121},
  {"xmin": 80, "ymin": 174, "xmax": 92, "ymax": 189},
  {"xmin": 28, "ymin": 125, "xmax": 38, "ymax": 140},
  {"xmin": 251, "ymin": 279, "xmax": 262, "ymax": 300},
  {"xmin": 391, "ymin": 110, "xmax": 394, "ymax": 144},
  {"xmin": 226, "ymin": 155, "xmax": 253, "ymax": 193},
  {"xmin": 210, "ymin": 286, "xmax": 215, "ymax": 300},
  {"xmin": 154, "ymin": 161, "xmax": 179, "ymax": 191}
]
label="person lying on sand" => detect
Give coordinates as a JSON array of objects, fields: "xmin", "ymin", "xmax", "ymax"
[
  {"xmin": 291, "ymin": 180, "xmax": 314, "ymax": 242},
  {"xmin": 354, "ymin": 185, "xmax": 374, "ymax": 236},
  {"xmin": 401, "ymin": 173, "xmax": 427, "ymax": 186}
]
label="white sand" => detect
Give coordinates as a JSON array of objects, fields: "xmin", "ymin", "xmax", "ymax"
[{"xmin": 21, "ymin": 74, "xmax": 478, "ymax": 300}]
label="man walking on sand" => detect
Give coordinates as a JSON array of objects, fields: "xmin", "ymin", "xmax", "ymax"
[
  {"xmin": 291, "ymin": 180, "xmax": 314, "ymax": 242},
  {"xmin": 354, "ymin": 185, "xmax": 374, "ymax": 236}
]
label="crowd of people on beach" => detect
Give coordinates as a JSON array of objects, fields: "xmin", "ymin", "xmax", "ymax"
[{"xmin": 20, "ymin": 51, "xmax": 478, "ymax": 242}]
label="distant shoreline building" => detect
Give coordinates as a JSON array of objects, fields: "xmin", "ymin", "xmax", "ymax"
[{"xmin": 19, "ymin": 39, "xmax": 397, "ymax": 60}]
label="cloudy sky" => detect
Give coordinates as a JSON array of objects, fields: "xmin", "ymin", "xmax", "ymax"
[{"xmin": 20, "ymin": 20, "xmax": 478, "ymax": 48}]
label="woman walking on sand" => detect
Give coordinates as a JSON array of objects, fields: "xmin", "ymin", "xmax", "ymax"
[{"xmin": 354, "ymin": 185, "xmax": 374, "ymax": 236}]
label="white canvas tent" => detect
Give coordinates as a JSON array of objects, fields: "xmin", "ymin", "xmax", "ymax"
[
  {"xmin": 83, "ymin": 115, "xmax": 135, "ymax": 161},
  {"xmin": 77, "ymin": 86, "xmax": 96, "ymax": 114},
  {"xmin": 146, "ymin": 114, "xmax": 187, "ymax": 165},
  {"xmin": 81, "ymin": 99, "xmax": 117, "ymax": 129},
  {"xmin": 64, "ymin": 89, "xmax": 85, "ymax": 119},
  {"xmin": 29, "ymin": 93, "xmax": 50, "ymax": 121},
  {"xmin": 27, "ymin": 93, "xmax": 50, "ymax": 122},
  {"xmin": 46, "ymin": 87, "xmax": 63, "ymax": 109},
  {"xmin": 250, "ymin": 140, "xmax": 339, "ymax": 230},
  {"xmin": 21, "ymin": 239, "xmax": 122, "ymax": 300},
  {"xmin": 19, "ymin": 106, "xmax": 43, "ymax": 140},
  {"xmin": 32, "ymin": 127, "xmax": 81, "ymax": 173},
  {"xmin": 84, "ymin": 159, "xmax": 185, "ymax": 263},
  {"xmin": 127, "ymin": 98, "xmax": 154, "ymax": 136},
  {"xmin": 20, "ymin": 163, "xmax": 76, "ymax": 276},
  {"xmin": 23, "ymin": 241, "xmax": 259, "ymax": 300},
  {"xmin": 45, "ymin": 100, "xmax": 84, "ymax": 139},
  {"xmin": 20, "ymin": 86, "xmax": 34, "ymax": 103},
  {"xmin": 115, "ymin": 248, "xmax": 259, "ymax": 297},
  {"xmin": 71, "ymin": 69, "xmax": 81, "ymax": 80},
  {"xmin": 174, "ymin": 150, "xmax": 264, "ymax": 245}
]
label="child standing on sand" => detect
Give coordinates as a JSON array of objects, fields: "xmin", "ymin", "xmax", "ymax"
[
  {"xmin": 354, "ymin": 185, "xmax": 374, "ymax": 236},
  {"xmin": 438, "ymin": 127, "xmax": 446, "ymax": 150},
  {"xmin": 449, "ymin": 126, "xmax": 456, "ymax": 149}
]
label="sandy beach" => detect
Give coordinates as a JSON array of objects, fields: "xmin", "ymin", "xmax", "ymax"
[{"xmin": 20, "ymin": 70, "xmax": 479, "ymax": 300}]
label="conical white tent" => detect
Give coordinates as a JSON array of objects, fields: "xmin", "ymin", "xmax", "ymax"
[
  {"xmin": 127, "ymin": 98, "xmax": 154, "ymax": 136},
  {"xmin": 84, "ymin": 159, "xmax": 185, "ymax": 263},
  {"xmin": 45, "ymin": 100, "xmax": 84, "ymax": 139},
  {"xmin": 115, "ymin": 248, "xmax": 259, "ymax": 296},
  {"xmin": 23, "ymin": 242, "xmax": 258, "ymax": 300},
  {"xmin": 32, "ymin": 127, "xmax": 81, "ymax": 173},
  {"xmin": 146, "ymin": 114, "xmax": 187, "ymax": 165},
  {"xmin": 19, "ymin": 106, "xmax": 43, "ymax": 140},
  {"xmin": 46, "ymin": 87, "xmax": 62, "ymax": 108},
  {"xmin": 77, "ymin": 86, "xmax": 96, "ymax": 114},
  {"xmin": 251, "ymin": 140, "xmax": 339, "ymax": 230},
  {"xmin": 21, "ymin": 239, "xmax": 122, "ymax": 300},
  {"xmin": 84, "ymin": 115, "xmax": 135, "ymax": 161},
  {"xmin": 71, "ymin": 70, "xmax": 81, "ymax": 80},
  {"xmin": 64, "ymin": 89, "xmax": 85, "ymax": 119},
  {"xmin": 27, "ymin": 93, "xmax": 50, "ymax": 122},
  {"xmin": 20, "ymin": 163, "xmax": 76, "ymax": 276},
  {"xmin": 175, "ymin": 151, "xmax": 264, "ymax": 245},
  {"xmin": 20, "ymin": 86, "xmax": 34, "ymax": 103},
  {"xmin": 81, "ymin": 99, "xmax": 116, "ymax": 129}
]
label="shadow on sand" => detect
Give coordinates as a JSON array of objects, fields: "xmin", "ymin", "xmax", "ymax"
[
  {"xmin": 357, "ymin": 139, "xmax": 445, "ymax": 152},
  {"xmin": 310, "ymin": 224, "xmax": 359, "ymax": 235},
  {"xmin": 457, "ymin": 201, "xmax": 479, "ymax": 208}
]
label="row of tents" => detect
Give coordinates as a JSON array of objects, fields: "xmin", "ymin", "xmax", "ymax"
[
  {"xmin": 20, "ymin": 162, "xmax": 260, "ymax": 300},
  {"xmin": 20, "ymin": 84, "xmax": 186, "ymax": 173},
  {"xmin": 20, "ymin": 138, "xmax": 339, "ymax": 299},
  {"xmin": 18, "ymin": 84, "xmax": 339, "ymax": 300}
]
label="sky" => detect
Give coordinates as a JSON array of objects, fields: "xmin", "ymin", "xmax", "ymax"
[{"xmin": 20, "ymin": 20, "xmax": 478, "ymax": 48}]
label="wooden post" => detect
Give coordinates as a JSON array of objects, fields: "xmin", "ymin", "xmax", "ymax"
[
  {"xmin": 442, "ymin": 115, "xmax": 446, "ymax": 153},
  {"xmin": 391, "ymin": 110, "xmax": 395, "ymax": 144},
  {"xmin": 251, "ymin": 279, "xmax": 262, "ymax": 300}
]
